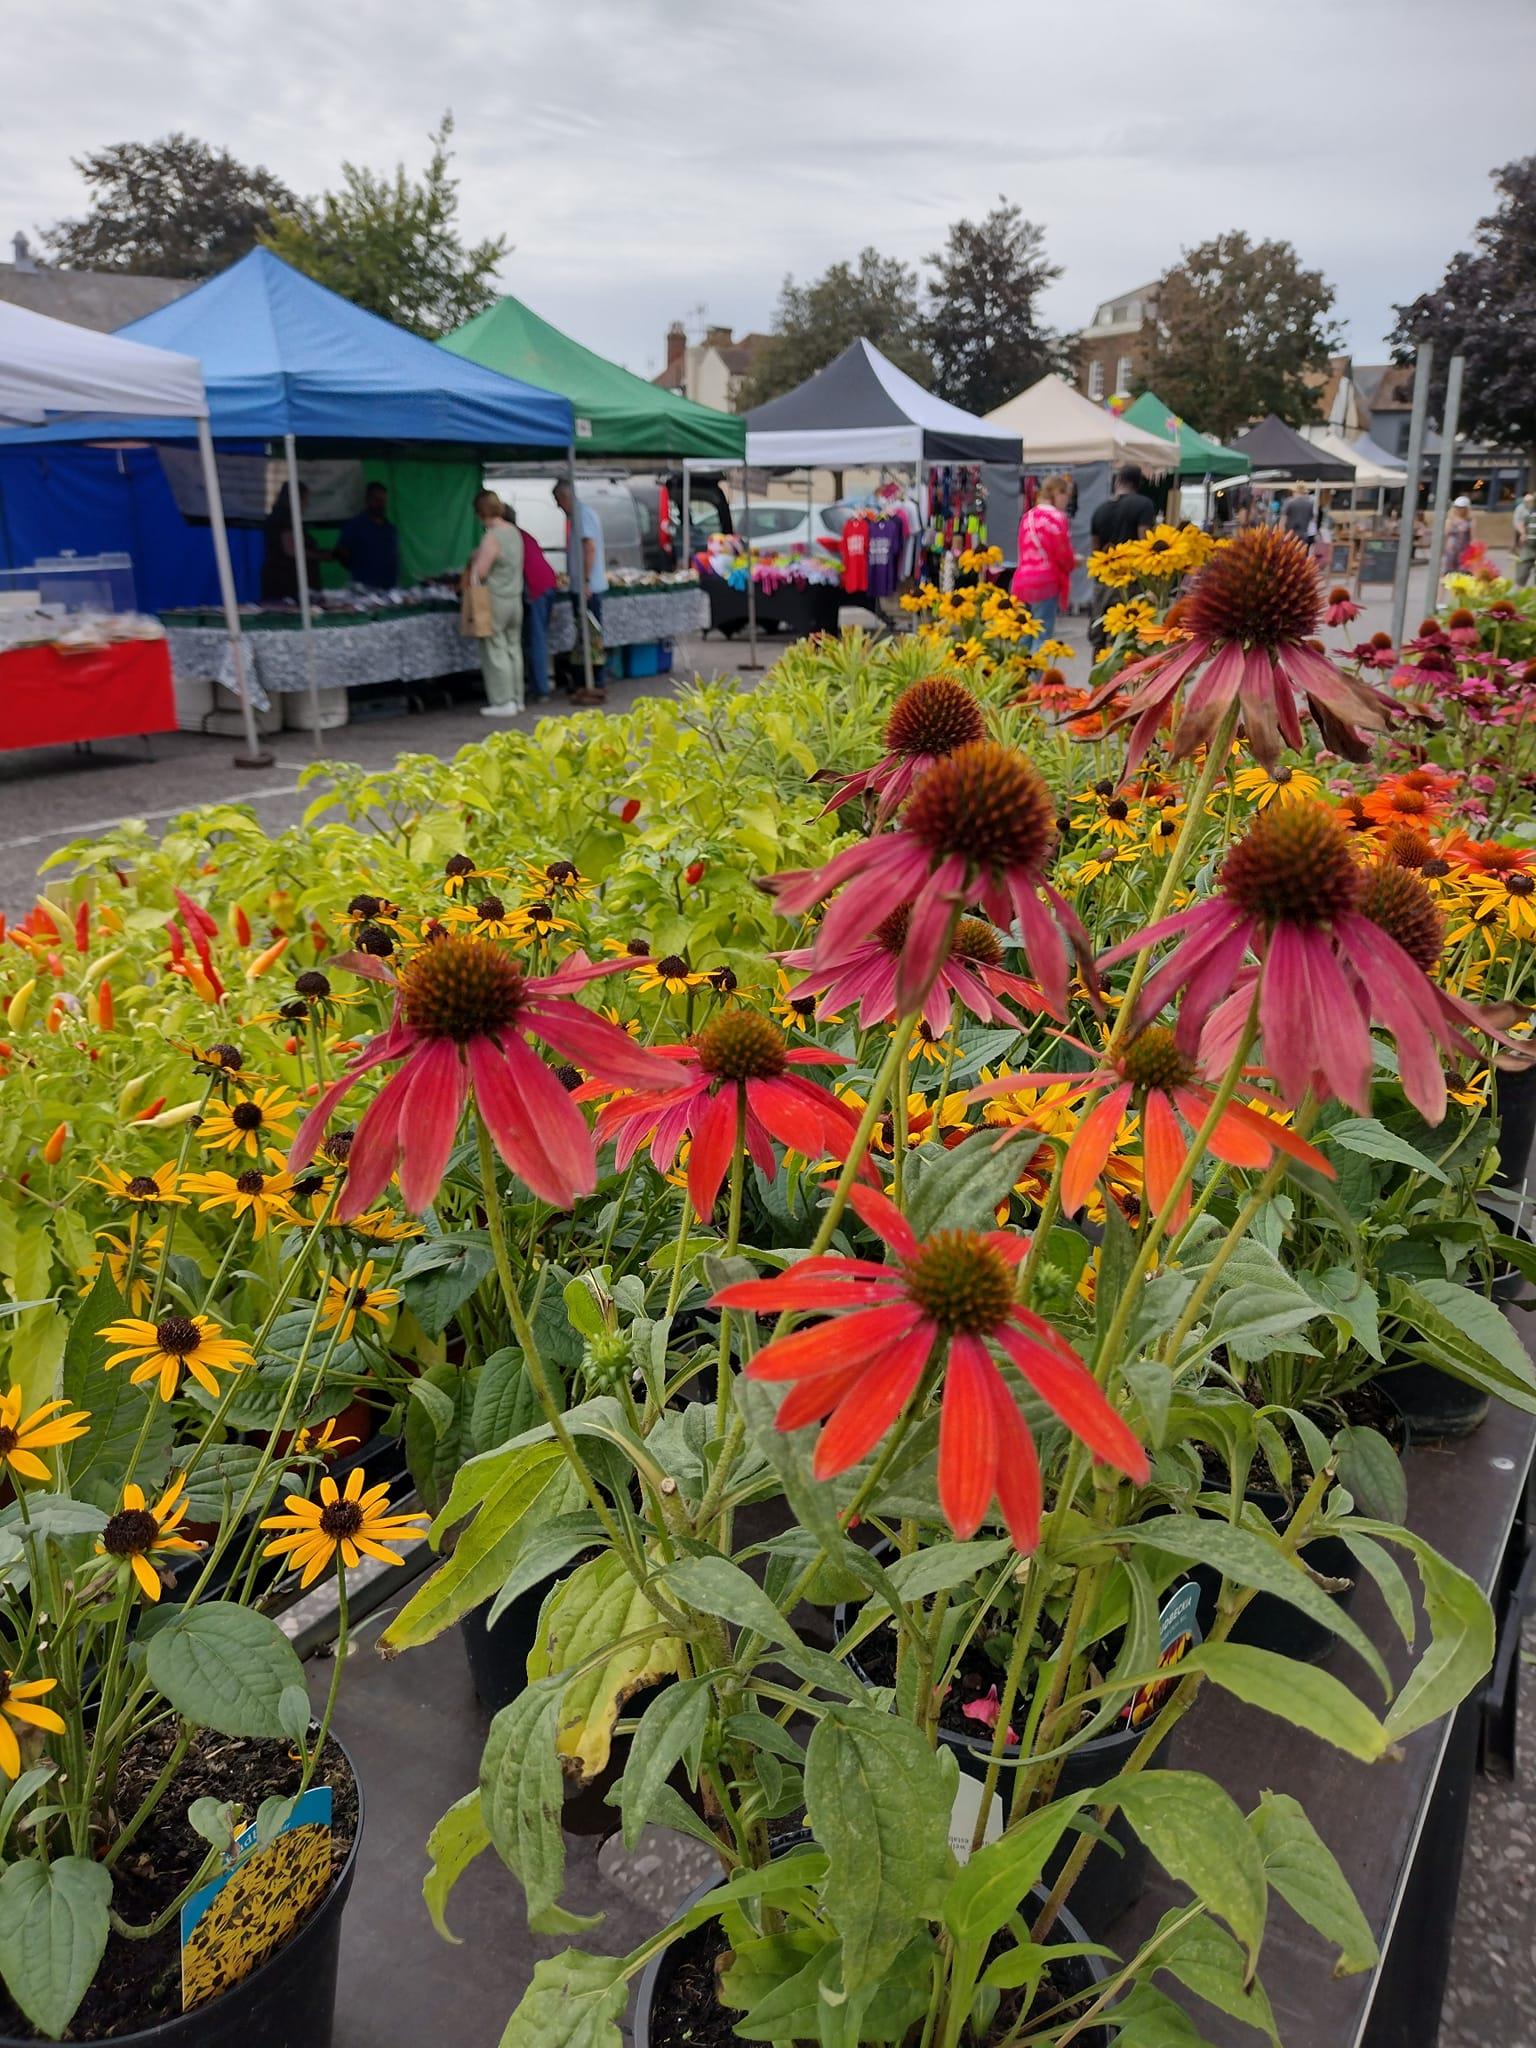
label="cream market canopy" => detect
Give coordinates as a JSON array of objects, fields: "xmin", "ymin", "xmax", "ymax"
[
  {"xmin": 743, "ymin": 339, "xmax": 1021, "ymax": 467},
  {"xmin": 1298, "ymin": 425, "xmax": 1406, "ymax": 490},
  {"xmin": 1122, "ymin": 388, "xmax": 1250, "ymax": 480},
  {"xmin": 441, "ymin": 296, "xmax": 744, "ymax": 462},
  {"xmin": 983, "ymin": 375, "xmax": 1178, "ymax": 472},
  {"xmin": 1225, "ymin": 414, "xmax": 1353, "ymax": 484}
]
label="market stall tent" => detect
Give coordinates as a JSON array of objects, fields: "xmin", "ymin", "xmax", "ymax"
[
  {"xmin": 982, "ymin": 375, "xmax": 1179, "ymax": 472},
  {"xmin": 1224, "ymin": 414, "xmax": 1353, "ymax": 484},
  {"xmin": 1122, "ymin": 389, "xmax": 1250, "ymax": 479},
  {"xmin": 743, "ymin": 339, "xmax": 1021, "ymax": 466},
  {"xmin": 1298, "ymin": 424, "xmax": 1406, "ymax": 490},
  {"xmin": 441, "ymin": 296, "xmax": 744, "ymax": 461},
  {"xmin": 0, "ymin": 297, "xmax": 259, "ymax": 757}
]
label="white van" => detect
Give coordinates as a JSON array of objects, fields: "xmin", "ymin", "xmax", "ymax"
[{"xmin": 481, "ymin": 475, "xmax": 644, "ymax": 577}]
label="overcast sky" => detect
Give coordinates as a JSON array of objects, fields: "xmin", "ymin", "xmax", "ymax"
[{"xmin": 6, "ymin": 0, "xmax": 1533, "ymax": 380}]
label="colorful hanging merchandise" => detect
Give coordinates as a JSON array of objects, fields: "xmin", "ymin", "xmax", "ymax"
[{"xmin": 924, "ymin": 465, "xmax": 988, "ymax": 585}]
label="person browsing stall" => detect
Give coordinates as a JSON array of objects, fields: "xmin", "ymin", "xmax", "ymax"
[
  {"xmin": 335, "ymin": 481, "xmax": 400, "ymax": 591},
  {"xmin": 552, "ymin": 478, "xmax": 608, "ymax": 706},
  {"xmin": 259, "ymin": 480, "xmax": 322, "ymax": 605},
  {"xmin": 1011, "ymin": 473, "xmax": 1077, "ymax": 644},
  {"xmin": 516, "ymin": 513, "xmax": 558, "ymax": 702},
  {"xmin": 467, "ymin": 490, "xmax": 525, "ymax": 719}
]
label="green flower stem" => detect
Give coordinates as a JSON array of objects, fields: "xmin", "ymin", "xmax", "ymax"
[
  {"xmin": 146, "ymin": 1077, "xmax": 217, "ymax": 1320},
  {"xmin": 299, "ymin": 1562, "xmax": 347, "ymax": 1795},
  {"xmin": 196, "ymin": 1207, "xmax": 250, "ymax": 1317},
  {"xmin": 103, "ymin": 1722, "xmax": 193, "ymax": 1869},
  {"xmin": 1103, "ymin": 704, "xmax": 1239, "ymax": 1059},
  {"xmin": 663, "ymin": 1193, "xmax": 696, "ymax": 1323},
  {"xmin": 713, "ymin": 1092, "xmax": 750, "ymax": 1430}
]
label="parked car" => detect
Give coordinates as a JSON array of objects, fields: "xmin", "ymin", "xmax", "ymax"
[
  {"xmin": 736, "ymin": 500, "xmax": 853, "ymax": 557},
  {"xmin": 625, "ymin": 477, "xmax": 733, "ymax": 572},
  {"xmin": 480, "ymin": 475, "xmax": 646, "ymax": 577}
]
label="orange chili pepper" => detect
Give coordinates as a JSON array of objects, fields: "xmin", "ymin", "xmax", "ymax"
[
  {"xmin": 41, "ymin": 1122, "xmax": 67, "ymax": 1165},
  {"xmin": 132, "ymin": 1095, "xmax": 168, "ymax": 1122},
  {"xmin": 246, "ymin": 935, "xmax": 290, "ymax": 980},
  {"xmin": 96, "ymin": 981, "xmax": 115, "ymax": 1031}
]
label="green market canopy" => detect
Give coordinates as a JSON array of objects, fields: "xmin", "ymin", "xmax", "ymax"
[
  {"xmin": 1123, "ymin": 390, "xmax": 1250, "ymax": 479},
  {"xmin": 441, "ymin": 297, "xmax": 745, "ymax": 462}
]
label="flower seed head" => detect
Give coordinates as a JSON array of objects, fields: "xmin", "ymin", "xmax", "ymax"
[
  {"xmin": 294, "ymin": 970, "xmax": 331, "ymax": 999},
  {"xmin": 398, "ymin": 936, "xmax": 525, "ymax": 1042},
  {"xmin": 355, "ymin": 922, "xmax": 394, "ymax": 957},
  {"xmin": 1220, "ymin": 802, "xmax": 1361, "ymax": 927},
  {"xmin": 903, "ymin": 742, "xmax": 1057, "ymax": 879},
  {"xmin": 1359, "ymin": 863, "xmax": 1445, "ymax": 972},
  {"xmin": 952, "ymin": 918, "xmax": 1003, "ymax": 967},
  {"xmin": 1185, "ymin": 527, "xmax": 1321, "ymax": 646},
  {"xmin": 347, "ymin": 894, "xmax": 383, "ymax": 919},
  {"xmin": 231, "ymin": 1101, "xmax": 265, "ymax": 1130},
  {"xmin": 155, "ymin": 1315, "xmax": 202, "ymax": 1356},
  {"xmin": 884, "ymin": 675, "xmax": 987, "ymax": 760},
  {"xmin": 125, "ymin": 1176, "xmax": 161, "ymax": 1200},
  {"xmin": 694, "ymin": 1012, "xmax": 787, "ymax": 1082},
  {"xmin": 904, "ymin": 1232, "xmax": 1013, "ymax": 1334},
  {"xmin": 318, "ymin": 1498, "xmax": 364, "ymax": 1539},
  {"xmin": 235, "ymin": 1169, "xmax": 266, "ymax": 1195},
  {"xmin": 102, "ymin": 1507, "xmax": 161, "ymax": 1557}
]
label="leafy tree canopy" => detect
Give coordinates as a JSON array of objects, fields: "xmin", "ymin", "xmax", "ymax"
[
  {"xmin": 1148, "ymin": 230, "xmax": 1342, "ymax": 441},
  {"xmin": 1391, "ymin": 156, "xmax": 1536, "ymax": 458},
  {"xmin": 743, "ymin": 248, "xmax": 929, "ymax": 407},
  {"xmin": 923, "ymin": 200, "xmax": 1064, "ymax": 415},
  {"xmin": 42, "ymin": 135, "xmax": 297, "ymax": 278},
  {"xmin": 261, "ymin": 115, "xmax": 506, "ymax": 340}
]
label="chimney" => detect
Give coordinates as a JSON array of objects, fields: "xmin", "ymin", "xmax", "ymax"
[
  {"xmin": 666, "ymin": 320, "xmax": 686, "ymax": 369},
  {"xmin": 705, "ymin": 324, "xmax": 733, "ymax": 348},
  {"xmin": 11, "ymin": 232, "xmax": 35, "ymax": 272}
]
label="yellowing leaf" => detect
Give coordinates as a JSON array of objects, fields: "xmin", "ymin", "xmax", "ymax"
[{"xmin": 526, "ymin": 1552, "xmax": 688, "ymax": 1780}]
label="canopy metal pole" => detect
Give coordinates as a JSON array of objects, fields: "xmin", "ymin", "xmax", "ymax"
[
  {"xmin": 568, "ymin": 445, "xmax": 595, "ymax": 695},
  {"xmin": 1390, "ymin": 341, "xmax": 1433, "ymax": 648},
  {"xmin": 740, "ymin": 460, "xmax": 761, "ymax": 671},
  {"xmin": 679, "ymin": 465, "xmax": 691, "ymax": 576},
  {"xmin": 282, "ymin": 434, "xmax": 322, "ymax": 750},
  {"xmin": 1425, "ymin": 353, "xmax": 1465, "ymax": 609},
  {"xmin": 196, "ymin": 417, "xmax": 269, "ymax": 768}
]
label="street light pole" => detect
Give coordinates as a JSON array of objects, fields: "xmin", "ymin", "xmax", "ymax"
[
  {"xmin": 1390, "ymin": 341, "xmax": 1433, "ymax": 648},
  {"xmin": 1425, "ymin": 353, "xmax": 1466, "ymax": 609}
]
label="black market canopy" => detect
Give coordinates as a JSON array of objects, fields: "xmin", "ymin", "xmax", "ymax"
[
  {"xmin": 1224, "ymin": 413, "xmax": 1354, "ymax": 485},
  {"xmin": 744, "ymin": 338, "xmax": 1022, "ymax": 467}
]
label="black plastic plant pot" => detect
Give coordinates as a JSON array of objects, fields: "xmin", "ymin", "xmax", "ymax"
[
  {"xmin": 631, "ymin": 1870, "xmax": 1108, "ymax": 2048},
  {"xmin": 0, "ymin": 1750, "xmax": 364, "ymax": 2048},
  {"xmin": 1494, "ymin": 1065, "xmax": 1536, "ymax": 1191},
  {"xmin": 459, "ymin": 1581, "xmax": 548, "ymax": 1718},
  {"xmin": 1381, "ymin": 1359, "xmax": 1490, "ymax": 1444},
  {"xmin": 1192, "ymin": 1485, "xmax": 1360, "ymax": 1665}
]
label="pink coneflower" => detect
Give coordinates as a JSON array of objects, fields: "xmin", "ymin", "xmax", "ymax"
[
  {"xmin": 1099, "ymin": 802, "xmax": 1487, "ymax": 1123},
  {"xmin": 769, "ymin": 740, "xmax": 1090, "ymax": 1017},
  {"xmin": 586, "ymin": 1011, "xmax": 864, "ymax": 1217},
  {"xmin": 972, "ymin": 1022, "xmax": 1333, "ymax": 1229},
  {"xmin": 712, "ymin": 1181, "xmax": 1148, "ymax": 1550},
  {"xmin": 1081, "ymin": 528, "xmax": 1397, "ymax": 771},
  {"xmin": 820, "ymin": 674, "xmax": 987, "ymax": 821},
  {"xmin": 1325, "ymin": 587, "xmax": 1362, "ymax": 628},
  {"xmin": 1347, "ymin": 632, "xmax": 1399, "ymax": 672},
  {"xmin": 781, "ymin": 905, "xmax": 1044, "ymax": 1036},
  {"xmin": 289, "ymin": 937, "xmax": 670, "ymax": 1215}
]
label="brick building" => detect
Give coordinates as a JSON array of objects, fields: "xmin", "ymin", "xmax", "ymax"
[
  {"xmin": 651, "ymin": 321, "xmax": 772, "ymax": 413},
  {"xmin": 1075, "ymin": 281, "xmax": 1159, "ymax": 403}
]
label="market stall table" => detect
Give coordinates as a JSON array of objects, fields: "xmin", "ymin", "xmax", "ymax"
[
  {"xmin": 697, "ymin": 567, "xmax": 878, "ymax": 639},
  {"xmin": 546, "ymin": 582, "xmax": 708, "ymax": 655},
  {"xmin": 162, "ymin": 603, "xmax": 472, "ymax": 712},
  {"xmin": 0, "ymin": 638, "xmax": 176, "ymax": 753}
]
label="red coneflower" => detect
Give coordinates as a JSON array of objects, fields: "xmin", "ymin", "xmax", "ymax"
[
  {"xmin": 1347, "ymin": 632, "xmax": 1399, "ymax": 671},
  {"xmin": 971, "ymin": 1022, "xmax": 1333, "ymax": 1229},
  {"xmin": 712, "ymin": 1181, "xmax": 1148, "ymax": 1550},
  {"xmin": 289, "ymin": 937, "xmax": 670, "ymax": 1215},
  {"xmin": 781, "ymin": 906, "xmax": 1044, "ymax": 1036},
  {"xmin": 769, "ymin": 740, "xmax": 1090, "ymax": 1017},
  {"xmin": 1325, "ymin": 587, "xmax": 1362, "ymax": 627},
  {"xmin": 1082, "ymin": 528, "xmax": 1397, "ymax": 770},
  {"xmin": 587, "ymin": 1011, "xmax": 864, "ymax": 1217},
  {"xmin": 821, "ymin": 674, "xmax": 988, "ymax": 822},
  {"xmin": 1099, "ymin": 802, "xmax": 1489, "ymax": 1123},
  {"xmin": 1444, "ymin": 835, "xmax": 1535, "ymax": 877}
]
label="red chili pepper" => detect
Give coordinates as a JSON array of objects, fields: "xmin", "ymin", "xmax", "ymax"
[
  {"xmin": 133, "ymin": 1095, "xmax": 167, "ymax": 1122},
  {"xmin": 233, "ymin": 904, "xmax": 252, "ymax": 947},
  {"xmin": 620, "ymin": 798, "xmax": 641, "ymax": 824},
  {"xmin": 284, "ymin": 1035, "xmax": 299, "ymax": 1055},
  {"xmin": 97, "ymin": 981, "xmax": 115, "ymax": 1031},
  {"xmin": 684, "ymin": 861, "xmax": 706, "ymax": 886},
  {"xmin": 173, "ymin": 888, "xmax": 219, "ymax": 941},
  {"xmin": 74, "ymin": 901, "xmax": 90, "ymax": 953},
  {"xmin": 45, "ymin": 953, "xmax": 65, "ymax": 980},
  {"xmin": 165, "ymin": 920, "xmax": 187, "ymax": 965},
  {"xmin": 29, "ymin": 907, "xmax": 58, "ymax": 942}
]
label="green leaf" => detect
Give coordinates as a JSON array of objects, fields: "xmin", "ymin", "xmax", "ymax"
[
  {"xmin": 65, "ymin": 1261, "xmax": 173, "ymax": 1501},
  {"xmin": 1333, "ymin": 1426, "xmax": 1406, "ymax": 1525},
  {"xmin": 1189, "ymin": 1243, "xmax": 1321, "ymax": 1364},
  {"xmin": 882, "ymin": 1537, "xmax": 1014, "ymax": 1601},
  {"xmin": 1341, "ymin": 1530, "xmax": 1416, "ymax": 1645},
  {"xmin": 562, "ymin": 1278, "xmax": 607, "ymax": 1341},
  {"xmin": 1109, "ymin": 1981, "xmax": 1221, "ymax": 2046},
  {"xmin": 1114, "ymin": 1515, "xmax": 1389, "ymax": 1694},
  {"xmin": 278, "ymin": 1684, "xmax": 312, "ymax": 1744},
  {"xmin": 405, "ymin": 1364, "xmax": 479, "ymax": 1518},
  {"xmin": 905, "ymin": 1130, "xmax": 1025, "ymax": 1238},
  {"xmin": 1347, "ymin": 1520, "xmax": 1495, "ymax": 1740},
  {"xmin": 487, "ymin": 1514, "xmax": 602, "ymax": 1627},
  {"xmin": 495, "ymin": 1949, "xmax": 628, "ymax": 2048},
  {"xmin": 380, "ymin": 1440, "xmax": 569, "ymax": 1654},
  {"xmin": 424, "ymin": 1790, "xmax": 491, "ymax": 1944},
  {"xmin": 619, "ymin": 1675, "xmax": 714, "ymax": 1849},
  {"xmin": 1111, "ymin": 1771, "xmax": 1268, "ymax": 1969},
  {"xmin": 479, "ymin": 1681, "xmax": 593, "ymax": 1935},
  {"xmin": 1329, "ymin": 1116, "xmax": 1447, "ymax": 1182},
  {"xmin": 398, "ymin": 1234, "xmax": 495, "ymax": 1340},
  {"xmin": 1152, "ymin": 1912, "xmax": 1279, "ymax": 2043},
  {"xmin": 1389, "ymin": 1277, "xmax": 1536, "ymax": 1410},
  {"xmin": 144, "ymin": 1601, "xmax": 307, "ymax": 1738},
  {"xmin": 1299, "ymin": 1267, "xmax": 1382, "ymax": 1362},
  {"xmin": 0, "ymin": 1767, "xmax": 53, "ymax": 1856},
  {"xmin": 1, "ymin": 1495, "xmax": 107, "ymax": 1543},
  {"xmin": 662, "ymin": 1554, "xmax": 791, "ymax": 1648},
  {"xmin": 1250, "ymin": 1791, "xmax": 1377, "ymax": 1975},
  {"xmin": 471, "ymin": 1347, "xmax": 543, "ymax": 1457},
  {"xmin": 0, "ymin": 1854, "xmax": 112, "ymax": 2039},
  {"xmin": 1124, "ymin": 1361, "xmax": 1174, "ymax": 1447},
  {"xmin": 1173, "ymin": 1642, "xmax": 1389, "ymax": 1760},
  {"xmin": 179, "ymin": 1444, "xmax": 264, "ymax": 1523},
  {"xmin": 944, "ymin": 1788, "xmax": 1100, "ymax": 1945},
  {"xmin": 804, "ymin": 1704, "xmax": 954, "ymax": 1994}
]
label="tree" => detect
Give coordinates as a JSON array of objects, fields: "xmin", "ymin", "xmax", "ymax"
[
  {"xmin": 42, "ymin": 135, "xmax": 297, "ymax": 277},
  {"xmin": 923, "ymin": 201, "xmax": 1064, "ymax": 413},
  {"xmin": 1147, "ymin": 231, "xmax": 1342, "ymax": 440},
  {"xmin": 261, "ymin": 116, "xmax": 506, "ymax": 339},
  {"xmin": 742, "ymin": 248, "xmax": 929, "ymax": 406},
  {"xmin": 1391, "ymin": 157, "xmax": 1536, "ymax": 465}
]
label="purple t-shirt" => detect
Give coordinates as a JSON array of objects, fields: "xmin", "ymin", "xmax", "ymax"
[{"xmin": 866, "ymin": 515, "xmax": 904, "ymax": 596}]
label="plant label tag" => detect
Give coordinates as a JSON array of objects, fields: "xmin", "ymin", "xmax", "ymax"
[
  {"xmin": 948, "ymin": 1770, "xmax": 1004, "ymax": 1865},
  {"xmin": 179, "ymin": 1785, "xmax": 333, "ymax": 2012},
  {"xmin": 1126, "ymin": 1580, "xmax": 1204, "ymax": 1730}
]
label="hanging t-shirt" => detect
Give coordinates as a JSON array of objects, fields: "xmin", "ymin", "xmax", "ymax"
[
  {"xmin": 867, "ymin": 515, "xmax": 903, "ymax": 596},
  {"xmin": 842, "ymin": 518, "xmax": 870, "ymax": 593}
]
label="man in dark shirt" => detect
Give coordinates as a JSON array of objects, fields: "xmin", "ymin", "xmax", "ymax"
[
  {"xmin": 335, "ymin": 481, "xmax": 400, "ymax": 590},
  {"xmin": 1088, "ymin": 465, "xmax": 1158, "ymax": 648}
]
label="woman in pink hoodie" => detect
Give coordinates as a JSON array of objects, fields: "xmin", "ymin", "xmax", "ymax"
[{"xmin": 1010, "ymin": 474, "xmax": 1077, "ymax": 642}]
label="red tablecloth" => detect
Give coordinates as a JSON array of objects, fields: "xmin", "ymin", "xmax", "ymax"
[{"xmin": 0, "ymin": 640, "xmax": 177, "ymax": 754}]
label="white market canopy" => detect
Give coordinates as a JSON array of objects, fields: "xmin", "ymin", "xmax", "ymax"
[
  {"xmin": 0, "ymin": 297, "xmax": 207, "ymax": 427},
  {"xmin": 1298, "ymin": 423, "xmax": 1407, "ymax": 490},
  {"xmin": 743, "ymin": 338, "xmax": 1022, "ymax": 467},
  {"xmin": 983, "ymin": 374, "xmax": 1180, "ymax": 473}
]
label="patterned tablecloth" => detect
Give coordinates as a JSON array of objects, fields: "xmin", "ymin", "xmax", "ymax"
[
  {"xmin": 163, "ymin": 609, "xmax": 473, "ymax": 712},
  {"xmin": 548, "ymin": 585, "xmax": 708, "ymax": 654}
]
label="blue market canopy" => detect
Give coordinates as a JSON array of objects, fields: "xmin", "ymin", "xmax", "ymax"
[{"xmin": 0, "ymin": 248, "xmax": 573, "ymax": 453}]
